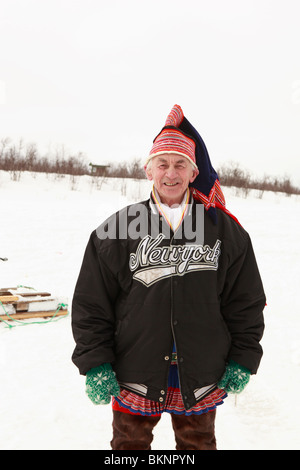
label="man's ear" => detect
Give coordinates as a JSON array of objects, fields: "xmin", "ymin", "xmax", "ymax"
[
  {"xmin": 144, "ymin": 164, "xmax": 153, "ymax": 181},
  {"xmin": 189, "ymin": 168, "xmax": 198, "ymax": 184}
]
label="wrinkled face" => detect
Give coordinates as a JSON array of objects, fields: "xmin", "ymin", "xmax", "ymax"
[{"xmin": 145, "ymin": 154, "xmax": 198, "ymax": 206}]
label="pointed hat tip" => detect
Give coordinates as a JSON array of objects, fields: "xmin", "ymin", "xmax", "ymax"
[{"xmin": 165, "ymin": 104, "xmax": 184, "ymax": 127}]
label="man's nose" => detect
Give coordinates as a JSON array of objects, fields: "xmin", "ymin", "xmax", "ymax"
[{"xmin": 165, "ymin": 166, "xmax": 177, "ymax": 178}]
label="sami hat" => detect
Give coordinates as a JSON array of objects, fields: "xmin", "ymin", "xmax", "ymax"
[
  {"xmin": 146, "ymin": 105, "xmax": 198, "ymax": 173},
  {"xmin": 146, "ymin": 104, "xmax": 238, "ymax": 225}
]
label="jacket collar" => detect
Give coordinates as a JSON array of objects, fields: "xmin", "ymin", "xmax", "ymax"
[{"xmin": 149, "ymin": 186, "xmax": 194, "ymax": 232}]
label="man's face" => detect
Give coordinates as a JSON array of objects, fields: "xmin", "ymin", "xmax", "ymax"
[{"xmin": 145, "ymin": 154, "xmax": 198, "ymax": 206}]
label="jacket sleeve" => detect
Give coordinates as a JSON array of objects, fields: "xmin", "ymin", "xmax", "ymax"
[
  {"xmin": 71, "ymin": 231, "xmax": 120, "ymax": 375},
  {"xmin": 220, "ymin": 232, "xmax": 266, "ymax": 374}
]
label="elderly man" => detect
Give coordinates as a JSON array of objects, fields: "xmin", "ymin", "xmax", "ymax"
[{"xmin": 71, "ymin": 105, "xmax": 265, "ymax": 450}]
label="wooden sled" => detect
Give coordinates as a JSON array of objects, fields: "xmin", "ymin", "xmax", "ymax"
[{"xmin": 0, "ymin": 287, "xmax": 68, "ymax": 321}]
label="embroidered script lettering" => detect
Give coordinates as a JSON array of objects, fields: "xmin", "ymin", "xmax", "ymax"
[{"xmin": 129, "ymin": 234, "xmax": 221, "ymax": 287}]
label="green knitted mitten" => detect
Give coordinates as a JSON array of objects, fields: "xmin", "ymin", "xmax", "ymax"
[
  {"xmin": 218, "ymin": 360, "xmax": 251, "ymax": 394},
  {"xmin": 85, "ymin": 363, "xmax": 120, "ymax": 405}
]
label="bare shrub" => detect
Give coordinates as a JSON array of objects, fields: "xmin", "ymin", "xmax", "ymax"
[
  {"xmin": 217, "ymin": 162, "xmax": 251, "ymax": 189},
  {"xmin": 217, "ymin": 162, "xmax": 300, "ymax": 196},
  {"xmin": 107, "ymin": 158, "xmax": 145, "ymax": 179},
  {"xmin": 0, "ymin": 138, "xmax": 89, "ymax": 176}
]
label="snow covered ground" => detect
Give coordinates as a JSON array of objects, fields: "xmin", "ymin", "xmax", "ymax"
[{"xmin": 0, "ymin": 170, "xmax": 299, "ymax": 450}]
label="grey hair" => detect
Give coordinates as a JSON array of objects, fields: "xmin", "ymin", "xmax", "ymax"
[
  {"xmin": 145, "ymin": 155, "xmax": 196, "ymax": 172},
  {"xmin": 145, "ymin": 159, "xmax": 152, "ymax": 171}
]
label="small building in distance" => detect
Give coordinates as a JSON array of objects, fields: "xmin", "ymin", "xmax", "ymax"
[{"xmin": 89, "ymin": 163, "xmax": 110, "ymax": 176}]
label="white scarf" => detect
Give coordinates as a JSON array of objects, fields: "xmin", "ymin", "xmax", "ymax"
[{"xmin": 152, "ymin": 186, "xmax": 189, "ymax": 232}]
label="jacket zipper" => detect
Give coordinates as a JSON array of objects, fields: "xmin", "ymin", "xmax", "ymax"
[{"xmin": 170, "ymin": 233, "xmax": 184, "ymax": 401}]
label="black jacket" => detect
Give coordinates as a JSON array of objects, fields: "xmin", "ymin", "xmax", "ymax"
[{"xmin": 71, "ymin": 195, "xmax": 265, "ymax": 410}]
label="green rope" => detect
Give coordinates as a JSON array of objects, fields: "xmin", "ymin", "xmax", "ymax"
[
  {"xmin": 0, "ymin": 299, "xmax": 69, "ymax": 329},
  {"xmin": 16, "ymin": 284, "xmax": 36, "ymax": 290}
]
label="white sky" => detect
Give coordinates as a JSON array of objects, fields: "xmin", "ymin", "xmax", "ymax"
[{"xmin": 1, "ymin": 0, "xmax": 300, "ymax": 184}]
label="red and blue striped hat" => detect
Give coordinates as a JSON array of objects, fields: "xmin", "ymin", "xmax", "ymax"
[
  {"xmin": 147, "ymin": 105, "xmax": 199, "ymax": 173},
  {"xmin": 146, "ymin": 104, "xmax": 239, "ymax": 225}
]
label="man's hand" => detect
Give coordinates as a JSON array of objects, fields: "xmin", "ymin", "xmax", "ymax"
[
  {"xmin": 218, "ymin": 360, "xmax": 251, "ymax": 393},
  {"xmin": 85, "ymin": 363, "xmax": 120, "ymax": 405}
]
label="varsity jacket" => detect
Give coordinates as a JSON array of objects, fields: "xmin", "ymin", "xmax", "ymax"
[{"xmin": 71, "ymin": 193, "xmax": 265, "ymax": 411}]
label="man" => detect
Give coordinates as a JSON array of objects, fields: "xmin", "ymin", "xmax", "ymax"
[{"xmin": 71, "ymin": 105, "xmax": 265, "ymax": 450}]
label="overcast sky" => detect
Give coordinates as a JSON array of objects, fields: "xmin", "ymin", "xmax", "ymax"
[{"xmin": 1, "ymin": 0, "xmax": 300, "ymax": 184}]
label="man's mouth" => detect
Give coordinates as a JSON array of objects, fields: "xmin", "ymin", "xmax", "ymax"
[{"xmin": 164, "ymin": 182, "xmax": 179, "ymax": 186}]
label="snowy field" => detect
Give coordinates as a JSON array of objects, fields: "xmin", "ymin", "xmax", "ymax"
[{"xmin": 0, "ymin": 170, "xmax": 299, "ymax": 450}]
